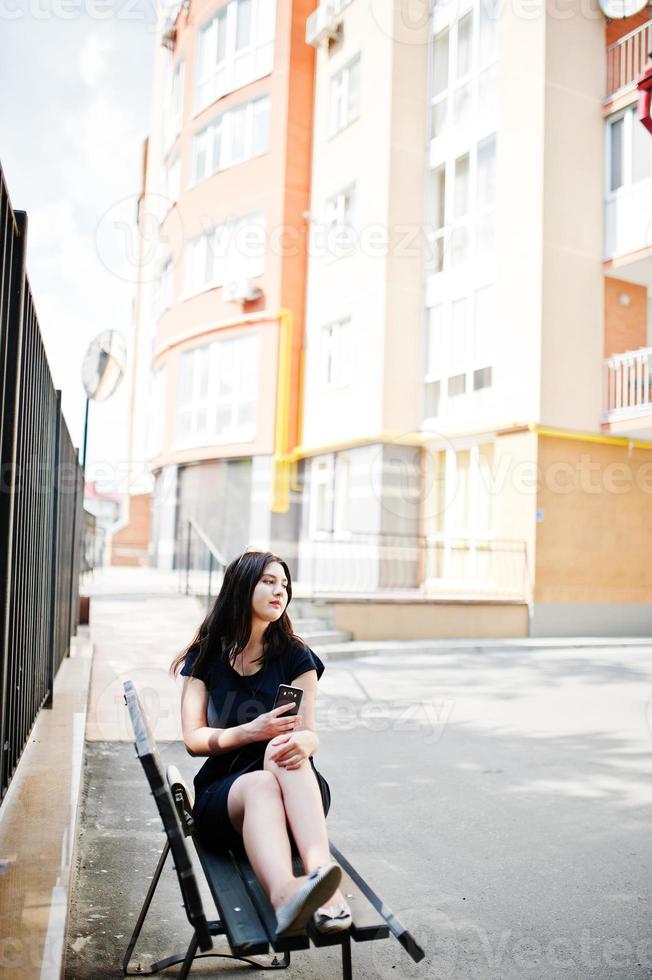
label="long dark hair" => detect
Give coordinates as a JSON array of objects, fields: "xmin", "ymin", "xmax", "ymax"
[{"xmin": 170, "ymin": 549, "xmax": 308, "ymax": 678}]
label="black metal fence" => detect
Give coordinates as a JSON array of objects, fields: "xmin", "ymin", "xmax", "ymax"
[{"xmin": 0, "ymin": 163, "xmax": 84, "ymax": 801}]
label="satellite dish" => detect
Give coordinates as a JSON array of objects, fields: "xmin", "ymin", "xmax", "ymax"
[
  {"xmin": 81, "ymin": 330, "xmax": 127, "ymax": 402},
  {"xmin": 599, "ymin": 0, "xmax": 648, "ymax": 18}
]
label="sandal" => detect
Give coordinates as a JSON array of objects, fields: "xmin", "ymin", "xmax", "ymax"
[
  {"xmin": 313, "ymin": 900, "xmax": 353, "ymax": 934},
  {"xmin": 275, "ymin": 863, "xmax": 342, "ymax": 937}
]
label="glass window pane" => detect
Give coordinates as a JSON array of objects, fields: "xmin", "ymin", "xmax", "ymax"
[
  {"xmin": 474, "ymin": 283, "xmax": 495, "ymax": 362},
  {"xmin": 610, "ymin": 117, "xmax": 624, "ymax": 192},
  {"xmin": 478, "ymin": 63, "xmax": 497, "ymax": 118},
  {"xmin": 432, "ymin": 30, "xmax": 449, "ymax": 97},
  {"xmin": 632, "ymin": 105, "xmax": 652, "ymax": 184},
  {"xmin": 454, "ymin": 153, "xmax": 470, "ymax": 218},
  {"xmin": 477, "ymin": 133, "xmax": 496, "ymax": 208},
  {"xmin": 252, "ymin": 97, "xmax": 271, "ymax": 155},
  {"xmin": 451, "ymin": 297, "xmax": 468, "ymax": 368},
  {"xmin": 430, "ymin": 97, "xmax": 447, "ymax": 139},
  {"xmin": 479, "ymin": 0, "xmax": 498, "ymax": 64},
  {"xmin": 216, "ymin": 11, "xmax": 227, "ymax": 62},
  {"xmin": 476, "ymin": 212, "xmax": 495, "ymax": 255},
  {"xmin": 430, "ymin": 165, "xmax": 446, "ymax": 230},
  {"xmin": 447, "ymin": 373, "xmax": 466, "ymax": 397},
  {"xmin": 236, "ymin": 0, "xmax": 252, "ymax": 49},
  {"xmin": 473, "ymin": 366, "xmax": 492, "ymax": 390},
  {"xmin": 451, "ymin": 225, "xmax": 468, "ymax": 266},
  {"xmin": 347, "ymin": 58, "xmax": 360, "ymax": 120},
  {"xmin": 456, "ymin": 13, "xmax": 472, "ymax": 78},
  {"xmin": 453, "ymin": 82, "xmax": 472, "ymax": 126},
  {"xmin": 425, "ymin": 379, "xmax": 441, "ymax": 418},
  {"xmin": 427, "ymin": 304, "xmax": 445, "ymax": 375},
  {"xmin": 213, "ymin": 118, "xmax": 222, "ymax": 171}
]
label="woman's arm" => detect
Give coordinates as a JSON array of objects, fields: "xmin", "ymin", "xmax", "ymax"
[
  {"xmin": 181, "ymin": 676, "xmax": 256, "ymax": 757},
  {"xmin": 268, "ymin": 669, "xmax": 320, "ymax": 767},
  {"xmin": 180, "ymin": 675, "xmax": 300, "ymax": 757}
]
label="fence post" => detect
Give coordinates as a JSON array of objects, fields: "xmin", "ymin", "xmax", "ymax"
[
  {"xmin": 0, "ymin": 208, "xmax": 27, "ymax": 796},
  {"xmin": 44, "ymin": 391, "xmax": 62, "ymax": 709},
  {"xmin": 185, "ymin": 521, "xmax": 191, "ymax": 596},
  {"xmin": 66, "ymin": 449, "xmax": 80, "ymax": 654}
]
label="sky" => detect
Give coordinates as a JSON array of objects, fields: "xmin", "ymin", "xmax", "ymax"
[{"xmin": 0, "ymin": 3, "xmax": 158, "ymax": 493}]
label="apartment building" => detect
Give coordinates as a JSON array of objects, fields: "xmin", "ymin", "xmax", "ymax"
[
  {"xmin": 294, "ymin": 0, "xmax": 652, "ymax": 638},
  {"xmin": 129, "ymin": 0, "xmax": 652, "ymax": 636},
  {"xmin": 127, "ymin": 0, "xmax": 317, "ymax": 571}
]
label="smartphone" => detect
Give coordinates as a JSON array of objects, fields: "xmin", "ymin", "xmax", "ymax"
[{"xmin": 273, "ymin": 684, "xmax": 303, "ymax": 716}]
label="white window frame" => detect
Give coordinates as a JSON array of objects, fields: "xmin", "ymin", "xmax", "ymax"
[
  {"xmin": 605, "ymin": 105, "xmax": 652, "ymax": 197},
  {"xmin": 324, "ymin": 183, "xmax": 356, "ymax": 259},
  {"xmin": 328, "ymin": 54, "xmax": 361, "ymax": 138},
  {"xmin": 194, "ymin": 0, "xmax": 276, "ymax": 116},
  {"xmin": 423, "ymin": 273, "xmax": 495, "ymax": 422},
  {"xmin": 174, "ymin": 332, "xmax": 260, "ymax": 448},
  {"xmin": 183, "ymin": 209, "xmax": 266, "ymax": 298},
  {"xmin": 320, "ymin": 317, "xmax": 352, "ymax": 391},
  {"xmin": 190, "ymin": 95, "xmax": 271, "ymax": 186},
  {"xmin": 310, "ymin": 455, "xmax": 335, "ymax": 538}
]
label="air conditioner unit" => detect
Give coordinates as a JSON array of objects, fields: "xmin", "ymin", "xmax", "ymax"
[
  {"xmin": 306, "ymin": 2, "xmax": 339, "ymax": 47},
  {"xmin": 222, "ymin": 277, "xmax": 262, "ymax": 302}
]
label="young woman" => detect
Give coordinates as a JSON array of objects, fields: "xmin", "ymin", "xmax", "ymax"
[{"xmin": 171, "ymin": 549, "xmax": 352, "ymax": 937}]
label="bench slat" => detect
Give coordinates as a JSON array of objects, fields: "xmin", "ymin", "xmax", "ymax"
[
  {"xmin": 338, "ymin": 866, "xmax": 390, "ymax": 943},
  {"xmin": 233, "ymin": 848, "xmax": 311, "ymax": 952},
  {"xmin": 197, "ymin": 846, "xmax": 271, "ymax": 957}
]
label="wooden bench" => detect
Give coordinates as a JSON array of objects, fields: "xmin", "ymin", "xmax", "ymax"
[{"xmin": 122, "ymin": 679, "xmax": 424, "ymax": 979}]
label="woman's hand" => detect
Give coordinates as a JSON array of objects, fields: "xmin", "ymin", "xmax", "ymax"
[
  {"xmin": 268, "ymin": 730, "xmax": 317, "ymax": 769},
  {"xmin": 244, "ymin": 702, "xmax": 301, "ymax": 742}
]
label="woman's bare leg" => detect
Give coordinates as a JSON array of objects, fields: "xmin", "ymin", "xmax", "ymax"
[
  {"xmin": 226, "ymin": 769, "xmax": 316, "ymax": 909},
  {"xmin": 263, "ymin": 747, "xmax": 348, "ymax": 911}
]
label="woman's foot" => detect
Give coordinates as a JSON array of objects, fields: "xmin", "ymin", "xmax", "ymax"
[
  {"xmin": 313, "ymin": 885, "xmax": 352, "ymax": 934},
  {"xmin": 316, "ymin": 886, "xmax": 350, "ymax": 916},
  {"xmin": 274, "ymin": 863, "xmax": 342, "ymax": 936}
]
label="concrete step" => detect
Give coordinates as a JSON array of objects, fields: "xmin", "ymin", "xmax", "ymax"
[
  {"xmin": 311, "ymin": 634, "xmax": 652, "ymax": 662},
  {"xmin": 291, "ymin": 617, "xmax": 331, "ymax": 632},
  {"xmin": 300, "ymin": 628, "xmax": 354, "ymax": 646}
]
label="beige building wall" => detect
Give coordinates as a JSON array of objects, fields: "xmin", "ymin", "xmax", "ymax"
[
  {"xmin": 539, "ymin": 0, "xmax": 604, "ymax": 431},
  {"xmin": 531, "ymin": 433, "xmax": 652, "ymax": 634},
  {"xmin": 301, "ymin": 0, "xmax": 428, "ymax": 450},
  {"xmin": 494, "ymin": 0, "xmax": 546, "ymax": 427},
  {"xmin": 381, "ymin": 1, "xmax": 429, "ymax": 435}
]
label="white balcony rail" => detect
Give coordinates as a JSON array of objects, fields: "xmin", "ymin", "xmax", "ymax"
[
  {"xmin": 603, "ymin": 347, "xmax": 652, "ymax": 420},
  {"xmin": 606, "ymin": 20, "xmax": 652, "ymax": 100}
]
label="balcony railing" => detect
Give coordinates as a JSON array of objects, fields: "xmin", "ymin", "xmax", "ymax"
[
  {"xmin": 299, "ymin": 531, "xmax": 530, "ymax": 602},
  {"xmin": 606, "ymin": 20, "xmax": 652, "ymax": 101},
  {"xmin": 603, "ymin": 347, "xmax": 652, "ymax": 420}
]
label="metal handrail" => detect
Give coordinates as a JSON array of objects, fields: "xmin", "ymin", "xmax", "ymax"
[{"xmin": 179, "ymin": 519, "xmax": 228, "ymax": 606}]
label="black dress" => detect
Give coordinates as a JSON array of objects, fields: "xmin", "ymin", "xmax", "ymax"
[{"xmin": 180, "ymin": 638, "xmax": 331, "ymax": 853}]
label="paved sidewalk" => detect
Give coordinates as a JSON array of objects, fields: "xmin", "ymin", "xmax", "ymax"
[{"xmin": 64, "ymin": 569, "xmax": 652, "ymax": 979}]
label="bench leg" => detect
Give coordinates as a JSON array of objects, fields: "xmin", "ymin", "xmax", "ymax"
[
  {"xmin": 122, "ymin": 840, "xmax": 171, "ymax": 974},
  {"xmin": 341, "ymin": 934, "xmax": 353, "ymax": 980},
  {"xmin": 177, "ymin": 931, "xmax": 199, "ymax": 980}
]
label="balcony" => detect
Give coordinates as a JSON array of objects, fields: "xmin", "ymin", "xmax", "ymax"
[
  {"xmin": 603, "ymin": 347, "xmax": 652, "ymax": 439},
  {"xmin": 605, "ymin": 20, "xmax": 652, "ymax": 102}
]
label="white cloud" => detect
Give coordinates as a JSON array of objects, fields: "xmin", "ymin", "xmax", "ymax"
[{"xmin": 78, "ymin": 34, "xmax": 110, "ymax": 87}]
